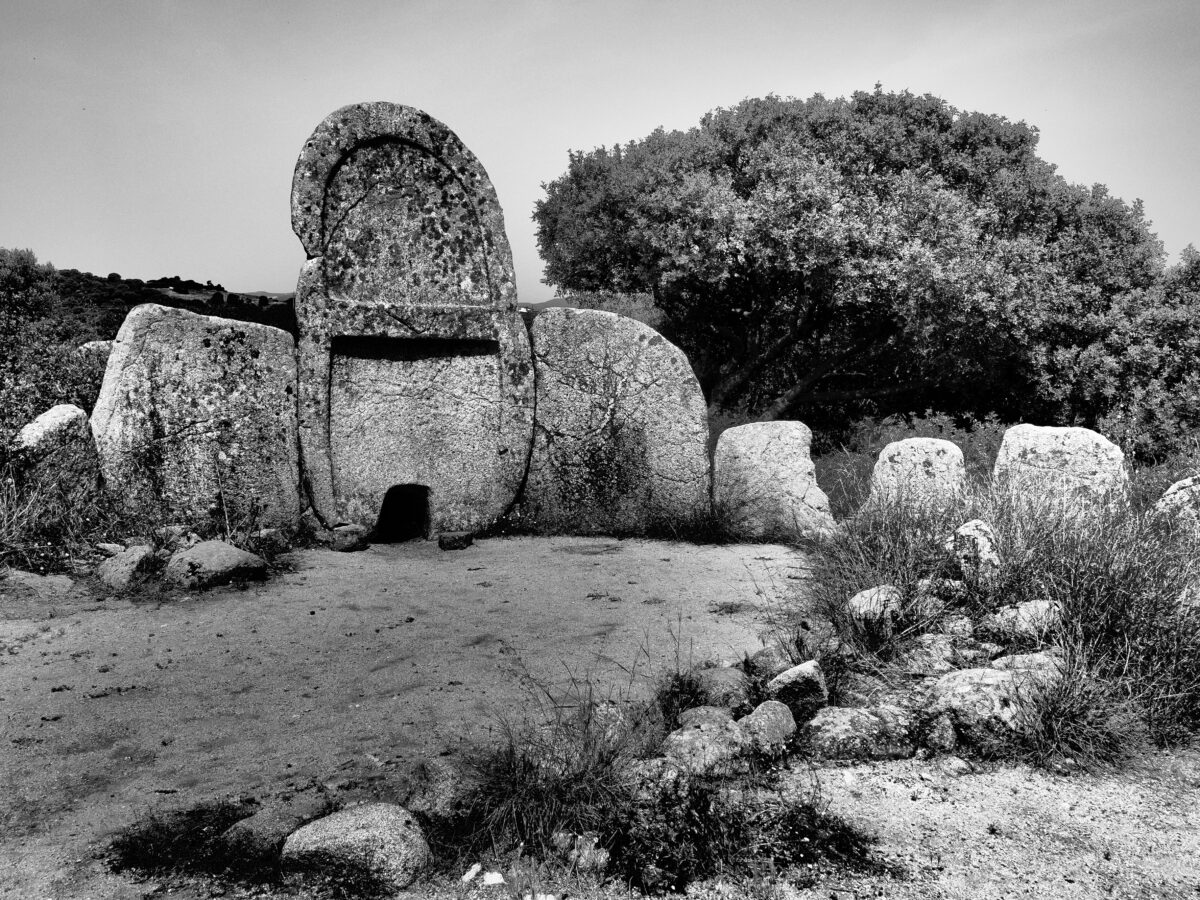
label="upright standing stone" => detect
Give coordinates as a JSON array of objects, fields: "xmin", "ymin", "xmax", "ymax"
[
  {"xmin": 12, "ymin": 404, "xmax": 101, "ymax": 488},
  {"xmin": 713, "ymin": 421, "xmax": 834, "ymax": 540},
  {"xmin": 866, "ymin": 437, "xmax": 965, "ymax": 513},
  {"xmin": 90, "ymin": 304, "xmax": 301, "ymax": 529},
  {"xmin": 291, "ymin": 102, "xmax": 533, "ymax": 535},
  {"xmin": 523, "ymin": 307, "xmax": 709, "ymax": 534},
  {"xmin": 992, "ymin": 424, "xmax": 1128, "ymax": 507}
]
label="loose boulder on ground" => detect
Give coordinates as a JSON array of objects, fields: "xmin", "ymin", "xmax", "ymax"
[
  {"xmin": 927, "ymin": 665, "xmax": 1060, "ymax": 736},
  {"xmin": 90, "ymin": 303, "xmax": 302, "ymax": 531},
  {"xmin": 866, "ymin": 437, "xmax": 965, "ymax": 513},
  {"xmin": 765, "ymin": 660, "xmax": 828, "ymax": 722},
  {"xmin": 164, "ymin": 540, "xmax": 267, "ymax": 590},
  {"xmin": 736, "ymin": 700, "xmax": 797, "ymax": 756},
  {"xmin": 847, "ymin": 585, "xmax": 902, "ymax": 635},
  {"xmin": 982, "ymin": 599, "xmax": 1062, "ymax": 640},
  {"xmin": 803, "ymin": 705, "xmax": 914, "ymax": 761},
  {"xmin": 993, "ymin": 424, "xmax": 1128, "ymax": 507},
  {"xmin": 945, "ymin": 520, "xmax": 1000, "ymax": 583},
  {"xmin": 523, "ymin": 308, "xmax": 710, "ymax": 534},
  {"xmin": 660, "ymin": 719, "xmax": 750, "ymax": 775},
  {"xmin": 96, "ymin": 545, "xmax": 156, "ymax": 591},
  {"xmin": 692, "ymin": 666, "xmax": 753, "ymax": 713},
  {"xmin": 713, "ymin": 421, "xmax": 835, "ymax": 541},
  {"xmin": 218, "ymin": 789, "xmax": 330, "ymax": 863},
  {"xmin": 281, "ymin": 802, "xmax": 431, "ymax": 892}
]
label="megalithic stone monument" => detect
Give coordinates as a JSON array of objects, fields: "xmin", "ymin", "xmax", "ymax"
[{"xmin": 290, "ymin": 102, "xmax": 534, "ymax": 537}]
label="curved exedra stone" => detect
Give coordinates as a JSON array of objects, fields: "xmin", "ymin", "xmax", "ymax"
[
  {"xmin": 524, "ymin": 307, "xmax": 710, "ymax": 534},
  {"xmin": 291, "ymin": 102, "xmax": 532, "ymax": 534},
  {"xmin": 90, "ymin": 304, "xmax": 301, "ymax": 529}
]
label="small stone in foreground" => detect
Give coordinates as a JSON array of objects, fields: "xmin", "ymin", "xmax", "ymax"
[
  {"xmin": 438, "ymin": 531, "xmax": 474, "ymax": 551},
  {"xmin": 164, "ymin": 540, "xmax": 267, "ymax": 590},
  {"xmin": 281, "ymin": 803, "xmax": 431, "ymax": 892}
]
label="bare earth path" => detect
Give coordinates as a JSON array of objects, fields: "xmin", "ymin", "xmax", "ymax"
[
  {"xmin": 0, "ymin": 536, "xmax": 803, "ymax": 899},
  {"xmin": 2, "ymin": 536, "xmax": 1198, "ymax": 899}
]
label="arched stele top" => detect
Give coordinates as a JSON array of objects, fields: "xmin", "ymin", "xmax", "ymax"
[{"xmin": 290, "ymin": 101, "xmax": 515, "ymax": 310}]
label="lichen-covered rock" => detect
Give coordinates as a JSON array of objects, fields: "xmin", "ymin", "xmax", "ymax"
[
  {"xmin": 867, "ymin": 437, "xmax": 965, "ymax": 512},
  {"xmin": 991, "ymin": 649, "xmax": 1065, "ymax": 681},
  {"xmin": 91, "ymin": 304, "xmax": 301, "ymax": 530},
  {"xmin": 1154, "ymin": 476, "xmax": 1200, "ymax": 530},
  {"xmin": 660, "ymin": 719, "xmax": 749, "ymax": 775},
  {"xmin": 993, "ymin": 424, "xmax": 1128, "ymax": 506},
  {"xmin": 290, "ymin": 103, "xmax": 532, "ymax": 535},
  {"xmin": 164, "ymin": 540, "xmax": 267, "ymax": 589},
  {"xmin": 677, "ymin": 706, "xmax": 735, "ymax": 728},
  {"xmin": 982, "ymin": 600, "xmax": 1062, "ymax": 640},
  {"xmin": 736, "ymin": 700, "xmax": 796, "ymax": 756},
  {"xmin": 96, "ymin": 544, "xmax": 156, "ymax": 591},
  {"xmin": 712, "ymin": 421, "xmax": 835, "ymax": 541},
  {"xmin": 927, "ymin": 666, "xmax": 1059, "ymax": 735},
  {"xmin": 847, "ymin": 585, "xmax": 903, "ymax": 635},
  {"xmin": 218, "ymin": 789, "xmax": 330, "ymax": 863},
  {"xmin": 693, "ymin": 666, "xmax": 753, "ymax": 713},
  {"xmin": 524, "ymin": 308, "xmax": 709, "ymax": 534},
  {"xmin": 765, "ymin": 660, "xmax": 828, "ymax": 722},
  {"xmin": 405, "ymin": 757, "xmax": 484, "ymax": 819},
  {"xmin": 12, "ymin": 404, "xmax": 102, "ymax": 493},
  {"xmin": 745, "ymin": 642, "xmax": 795, "ymax": 680},
  {"xmin": 944, "ymin": 520, "xmax": 1000, "ymax": 583},
  {"xmin": 281, "ymin": 803, "xmax": 431, "ymax": 892},
  {"xmin": 803, "ymin": 706, "xmax": 914, "ymax": 760}
]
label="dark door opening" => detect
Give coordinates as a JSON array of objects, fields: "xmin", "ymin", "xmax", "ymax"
[{"xmin": 371, "ymin": 484, "xmax": 430, "ymax": 542}]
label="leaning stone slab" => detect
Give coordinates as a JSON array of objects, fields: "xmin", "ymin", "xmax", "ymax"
[
  {"xmin": 281, "ymin": 803, "xmax": 431, "ymax": 893},
  {"xmin": 164, "ymin": 540, "xmax": 267, "ymax": 589},
  {"xmin": 90, "ymin": 304, "xmax": 301, "ymax": 530},
  {"xmin": 993, "ymin": 424, "xmax": 1128, "ymax": 507},
  {"xmin": 524, "ymin": 308, "xmax": 710, "ymax": 534},
  {"xmin": 866, "ymin": 437, "xmax": 965, "ymax": 513},
  {"xmin": 713, "ymin": 421, "xmax": 835, "ymax": 540}
]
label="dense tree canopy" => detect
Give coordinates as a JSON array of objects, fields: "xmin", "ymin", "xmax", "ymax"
[{"xmin": 534, "ymin": 88, "xmax": 1196, "ymax": 454}]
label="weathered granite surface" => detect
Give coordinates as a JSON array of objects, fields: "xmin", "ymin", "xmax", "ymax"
[
  {"xmin": 712, "ymin": 421, "xmax": 834, "ymax": 540},
  {"xmin": 90, "ymin": 304, "xmax": 301, "ymax": 529},
  {"xmin": 867, "ymin": 437, "xmax": 965, "ymax": 512},
  {"xmin": 523, "ymin": 307, "xmax": 710, "ymax": 534},
  {"xmin": 993, "ymin": 424, "xmax": 1127, "ymax": 506},
  {"xmin": 291, "ymin": 102, "xmax": 532, "ymax": 533}
]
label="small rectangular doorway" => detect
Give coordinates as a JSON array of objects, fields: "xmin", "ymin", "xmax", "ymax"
[{"xmin": 370, "ymin": 484, "xmax": 430, "ymax": 542}]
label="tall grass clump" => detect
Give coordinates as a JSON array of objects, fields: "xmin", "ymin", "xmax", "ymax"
[{"xmin": 811, "ymin": 474, "xmax": 1200, "ymax": 767}]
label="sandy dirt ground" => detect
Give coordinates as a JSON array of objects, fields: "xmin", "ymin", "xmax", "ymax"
[
  {"xmin": 2, "ymin": 535, "xmax": 1198, "ymax": 899},
  {"xmin": 0, "ymin": 536, "xmax": 805, "ymax": 899}
]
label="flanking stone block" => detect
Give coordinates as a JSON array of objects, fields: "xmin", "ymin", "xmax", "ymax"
[
  {"xmin": 90, "ymin": 303, "xmax": 301, "ymax": 529},
  {"xmin": 866, "ymin": 437, "xmax": 965, "ymax": 512},
  {"xmin": 523, "ymin": 307, "xmax": 710, "ymax": 534},
  {"xmin": 712, "ymin": 421, "xmax": 834, "ymax": 540},
  {"xmin": 12, "ymin": 404, "xmax": 102, "ymax": 491},
  {"xmin": 992, "ymin": 424, "xmax": 1127, "ymax": 507}
]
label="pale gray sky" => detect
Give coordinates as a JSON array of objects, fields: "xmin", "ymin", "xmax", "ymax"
[{"xmin": 2, "ymin": 0, "xmax": 1197, "ymax": 301}]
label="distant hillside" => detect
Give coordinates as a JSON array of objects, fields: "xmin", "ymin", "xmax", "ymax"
[{"xmin": 50, "ymin": 269, "xmax": 297, "ymax": 342}]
